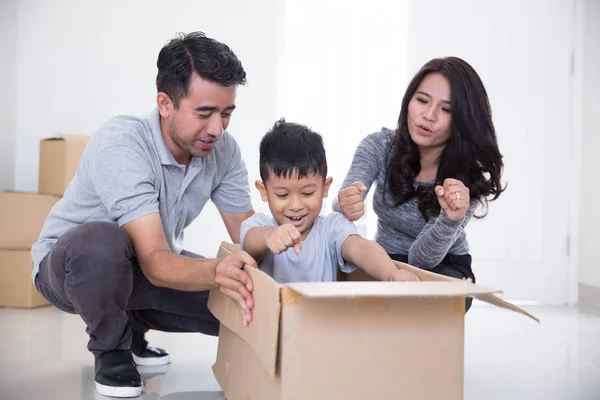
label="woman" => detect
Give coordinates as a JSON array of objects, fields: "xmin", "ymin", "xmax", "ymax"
[{"xmin": 334, "ymin": 57, "xmax": 505, "ymax": 311}]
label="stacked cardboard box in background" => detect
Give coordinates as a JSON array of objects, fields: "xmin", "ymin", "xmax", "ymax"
[
  {"xmin": 0, "ymin": 192, "xmax": 59, "ymax": 307},
  {"xmin": 0, "ymin": 134, "xmax": 89, "ymax": 308},
  {"xmin": 39, "ymin": 134, "xmax": 90, "ymax": 196}
]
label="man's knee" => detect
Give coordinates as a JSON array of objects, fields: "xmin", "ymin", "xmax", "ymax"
[
  {"xmin": 60, "ymin": 222, "xmax": 133, "ymax": 260},
  {"xmin": 57, "ymin": 222, "xmax": 135, "ymax": 283}
]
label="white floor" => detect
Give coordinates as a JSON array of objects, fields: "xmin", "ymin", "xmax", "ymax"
[{"xmin": 0, "ymin": 304, "xmax": 599, "ymax": 400}]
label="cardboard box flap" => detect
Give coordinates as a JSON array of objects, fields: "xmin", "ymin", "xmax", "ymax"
[
  {"xmin": 42, "ymin": 133, "xmax": 89, "ymax": 143},
  {"xmin": 472, "ymin": 292, "xmax": 540, "ymax": 323},
  {"xmin": 208, "ymin": 244, "xmax": 281, "ymax": 380},
  {"xmin": 396, "ymin": 261, "xmax": 540, "ymax": 323},
  {"xmin": 217, "ymin": 241, "xmax": 241, "ymax": 256},
  {"xmin": 285, "ymin": 280, "xmax": 498, "ymax": 298}
]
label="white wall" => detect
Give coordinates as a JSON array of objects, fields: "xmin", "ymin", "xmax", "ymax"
[
  {"xmin": 12, "ymin": 0, "xmax": 282, "ymax": 257},
  {"xmin": 0, "ymin": 0, "xmax": 18, "ymax": 190},
  {"xmin": 578, "ymin": 0, "xmax": 600, "ymax": 288},
  {"xmin": 280, "ymin": 0, "xmax": 409, "ymax": 238}
]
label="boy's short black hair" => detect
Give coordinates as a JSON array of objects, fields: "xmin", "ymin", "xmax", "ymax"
[{"xmin": 259, "ymin": 119, "xmax": 327, "ymax": 182}]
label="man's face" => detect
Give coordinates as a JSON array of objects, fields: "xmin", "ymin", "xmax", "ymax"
[
  {"xmin": 256, "ymin": 170, "xmax": 333, "ymax": 239},
  {"xmin": 159, "ymin": 73, "xmax": 237, "ymax": 162}
]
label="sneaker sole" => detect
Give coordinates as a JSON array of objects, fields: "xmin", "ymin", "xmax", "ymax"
[
  {"xmin": 133, "ymin": 353, "xmax": 171, "ymax": 366},
  {"xmin": 95, "ymin": 382, "xmax": 143, "ymax": 398},
  {"xmin": 137, "ymin": 363, "xmax": 170, "ymax": 376}
]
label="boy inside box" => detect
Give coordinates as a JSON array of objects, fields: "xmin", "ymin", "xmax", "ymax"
[{"xmin": 239, "ymin": 119, "xmax": 419, "ymax": 325}]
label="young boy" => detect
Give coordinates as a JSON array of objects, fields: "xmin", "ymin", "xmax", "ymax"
[{"xmin": 240, "ymin": 119, "xmax": 419, "ymax": 288}]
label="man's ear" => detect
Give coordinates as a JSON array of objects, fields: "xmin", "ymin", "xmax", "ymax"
[
  {"xmin": 322, "ymin": 176, "xmax": 334, "ymax": 198},
  {"xmin": 255, "ymin": 180, "xmax": 269, "ymax": 202},
  {"xmin": 157, "ymin": 92, "xmax": 175, "ymax": 118}
]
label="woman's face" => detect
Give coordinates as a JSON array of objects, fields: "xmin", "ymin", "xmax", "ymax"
[{"xmin": 406, "ymin": 72, "xmax": 453, "ymax": 151}]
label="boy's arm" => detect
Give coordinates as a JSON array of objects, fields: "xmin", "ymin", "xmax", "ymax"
[
  {"xmin": 240, "ymin": 214, "xmax": 302, "ymax": 261},
  {"xmin": 243, "ymin": 226, "xmax": 278, "ymax": 261},
  {"xmin": 341, "ymin": 235, "xmax": 419, "ymax": 281}
]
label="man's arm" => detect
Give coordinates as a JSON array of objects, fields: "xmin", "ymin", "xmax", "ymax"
[
  {"xmin": 122, "ymin": 213, "xmax": 258, "ymax": 322},
  {"xmin": 211, "ymin": 133, "xmax": 254, "ymax": 243},
  {"xmin": 122, "ymin": 213, "xmax": 217, "ymax": 290},
  {"xmin": 219, "ymin": 209, "xmax": 255, "ymax": 244},
  {"xmin": 341, "ymin": 235, "xmax": 419, "ymax": 281}
]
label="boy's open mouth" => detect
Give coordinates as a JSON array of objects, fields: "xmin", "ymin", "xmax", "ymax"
[{"xmin": 285, "ymin": 214, "xmax": 307, "ymax": 224}]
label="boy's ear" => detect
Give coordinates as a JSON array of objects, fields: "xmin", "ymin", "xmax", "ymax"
[
  {"xmin": 322, "ymin": 176, "xmax": 334, "ymax": 198},
  {"xmin": 255, "ymin": 180, "xmax": 269, "ymax": 202}
]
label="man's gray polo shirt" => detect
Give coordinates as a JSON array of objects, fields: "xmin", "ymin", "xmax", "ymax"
[{"xmin": 31, "ymin": 108, "xmax": 252, "ymax": 281}]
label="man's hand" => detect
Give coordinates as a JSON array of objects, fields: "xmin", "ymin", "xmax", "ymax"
[
  {"xmin": 435, "ymin": 178, "xmax": 470, "ymax": 221},
  {"xmin": 265, "ymin": 223, "xmax": 302, "ymax": 255},
  {"xmin": 215, "ymin": 251, "xmax": 257, "ymax": 326},
  {"xmin": 338, "ymin": 181, "xmax": 367, "ymax": 221},
  {"xmin": 390, "ymin": 269, "xmax": 420, "ymax": 282}
]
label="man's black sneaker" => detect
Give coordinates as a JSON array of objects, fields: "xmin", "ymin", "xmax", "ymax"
[
  {"xmin": 131, "ymin": 329, "xmax": 171, "ymax": 366},
  {"xmin": 95, "ymin": 349, "xmax": 143, "ymax": 398}
]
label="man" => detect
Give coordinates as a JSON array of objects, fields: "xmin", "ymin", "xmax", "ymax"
[{"xmin": 31, "ymin": 31, "xmax": 257, "ymax": 398}]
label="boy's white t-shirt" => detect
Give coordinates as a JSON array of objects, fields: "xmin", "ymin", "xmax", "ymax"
[{"xmin": 240, "ymin": 212, "xmax": 358, "ymax": 283}]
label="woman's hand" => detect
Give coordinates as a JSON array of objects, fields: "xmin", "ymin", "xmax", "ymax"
[
  {"xmin": 338, "ymin": 181, "xmax": 367, "ymax": 221},
  {"xmin": 435, "ymin": 178, "xmax": 470, "ymax": 221}
]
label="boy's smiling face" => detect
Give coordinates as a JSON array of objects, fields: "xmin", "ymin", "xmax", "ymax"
[{"xmin": 256, "ymin": 169, "xmax": 333, "ymax": 239}]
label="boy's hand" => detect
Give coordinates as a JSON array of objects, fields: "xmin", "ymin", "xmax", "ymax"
[
  {"xmin": 390, "ymin": 269, "xmax": 420, "ymax": 282},
  {"xmin": 265, "ymin": 223, "xmax": 302, "ymax": 255}
]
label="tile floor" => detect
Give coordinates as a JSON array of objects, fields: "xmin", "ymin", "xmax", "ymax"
[{"xmin": 0, "ymin": 304, "xmax": 599, "ymax": 399}]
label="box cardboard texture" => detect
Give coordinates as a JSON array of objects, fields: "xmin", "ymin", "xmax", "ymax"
[
  {"xmin": 0, "ymin": 250, "xmax": 47, "ymax": 308},
  {"xmin": 0, "ymin": 191, "xmax": 57, "ymax": 307},
  {"xmin": 39, "ymin": 134, "xmax": 90, "ymax": 196},
  {"xmin": 208, "ymin": 242, "xmax": 538, "ymax": 400},
  {"xmin": 0, "ymin": 191, "xmax": 59, "ymax": 250}
]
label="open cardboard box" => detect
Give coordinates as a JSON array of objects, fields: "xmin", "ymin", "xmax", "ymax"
[{"xmin": 208, "ymin": 242, "xmax": 538, "ymax": 400}]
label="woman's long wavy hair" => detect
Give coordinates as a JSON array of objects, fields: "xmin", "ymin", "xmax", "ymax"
[{"xmin": 384, "ymin": 57, "xmax": 505, "ymax": 220}]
